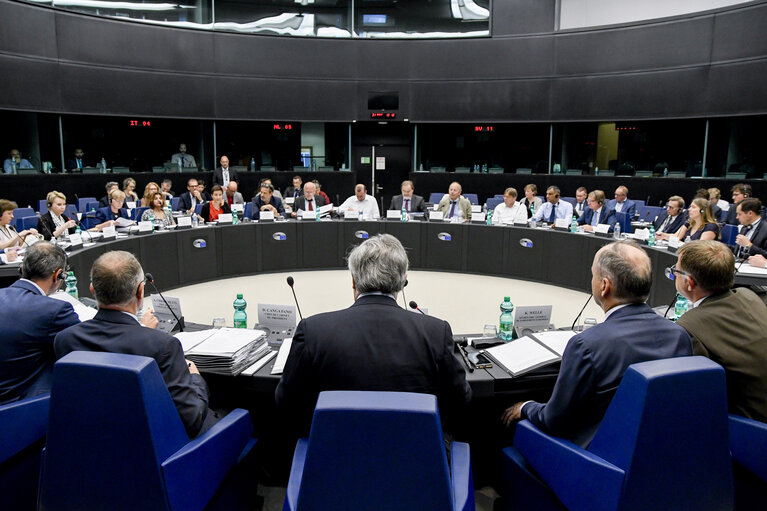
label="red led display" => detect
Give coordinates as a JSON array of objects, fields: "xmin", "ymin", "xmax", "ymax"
[
  {"xmin": 474, "ymin": 125, "xmax": 494, "ymax": 132},
  {"xmin": 370, "ymin": 112, "xmax": 396, "ymax": 119},
  {"xmin": 273, "ymin": 124, "xmax": 293, "ymax": 130},
  {"xmin": 129, "ymin": 120, "xmax": 152, "ymax": 127}
]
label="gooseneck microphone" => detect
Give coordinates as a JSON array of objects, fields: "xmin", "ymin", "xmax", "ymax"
[
  {"xmin": 571, "ymin": 295, "xmax": 592, "ymax": 331},
  {"xmin": 409, "ymin": 301, "xmax": 425, "ymax": 315},
  {"xmin": 287, "ymin": 276, "xmax": 303, "ymax": 320},
  {"xmin": 145, "ymin": 273, "xmax": 184, "ymax": 332}
]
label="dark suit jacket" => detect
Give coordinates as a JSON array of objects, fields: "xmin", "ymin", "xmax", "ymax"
[
  {"xmin": 653, "ymin": 211, "xmax": 685, "ymax": 234},
  {"xmin": 284, "ymin": 186, "xmax": 303, "ymax": 200},
  {"xmin": 37, "ymin": 211, "xmax": 76, "ymax": 240},
  {"xmin": 54, "ymin": 308, "xmax": 215, "ymax": 438},
  {"xmin": 677, "ymin": 289, "xmax": 767, "ymax": 423},
  {"xmin": 65, "ymin": 158, "xmax": 89, "ymax": 172},
  {"xmin": 294, "ymin": 195, "xmax": 326, "ymax": 212},
  {"xmin": 577, "ymin": 207, "xmax": 617, "ymax": 231},
  {"xmin": 199, "ymin": 201, "xmax": 231, "ymax": 223},
  {"xmin": 725, "ymin": 203, "xmax": 741, "ymax": 225},
  {"xmin": 389, "ymin": 194, "xmax": 426, "ymax": 213},
  {"xmin": 605, "ymin": 198, "xmax": 637, "ymax": 218},
  {"xmin": 98, "ymin": 195, "xmax": 110, "ymax": 209},
  {"xmin": 0, "ymin": 280, "xmax": 80, "ymax": 403},
  {"xmin": 275, "ymin": 294, "xmax": 472, "ymax": 435},
  {"xmin": 743, "ymin": 219, "xmax": 767, "ymax": 258},
  {"xmin": 212, "ymin": 167, "xmax": 239, "ymax": 187},
  {"xmin": 95, "ymin": 206, "xmax": 129, "ymax": 224},
  {"xmin": 178, "ymin": 191, "xmax": 202, "ymax": 212},
  {"xmin": 252, "ymin": 195, "xmax": 286, "ymax": 218},
  {"xmin": 522, "ymin": 303, "xmax": 692, "ymax": 447}
]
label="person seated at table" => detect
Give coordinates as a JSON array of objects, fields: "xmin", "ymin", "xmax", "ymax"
[
  {"xmin": 141, "ymin": 192, "xmax": 175, "ymax": 228},
  {"xmin": 734, "ymin": 198, "xmax": 767, "ymax": 259},
  {"xmin": 573, "ymin": 186, "xmax": 588, "ymax": 218},
  {"xmin": 725, "ymin": 183, "xmax": 752, "ymax": 226},
  {"xmin": 122, "ymin": 177, "xmax": 139, "ymax": 203},
  {"xmin": 605, "ymin": 185, "xmax": 637, "ymax": 218},
  {"xmin": 197, "ymin": 179, "xmax": 212, "ymax": 202},
  {"xmin": 291, "ymin": 182, "xmax": 325, "ymax": 218},
  {"xmin": 225, "ymin": 181, "xmax": 244, "ymax": 206},
  {"xmin": 38, "ymin": 191, "xmax": 77, "ymax": 240},
  {"xmin": 139, "ymin": 181, "xmax": 161, "ymax": 208},
  {"xmin": 0, "ymin": 199, "xmax": 39, "ymax": 249},
  {"xmin": 436, "ymin": 182, "xmax": 471, "ymax": 221},
  {"xmin": 161, "ymin": 179, "xmax": 174, "ymax": 199},
  {"xmin": 492, "ymin": 187, "xmax": 527, "ymax": 225},
  {"xmin": 3, "ymin": 149, "xmax": 33, "ymax": 173},
  {"xmin": 284, "ymin": 175, "xmax": 303, "ymax": 200},
  {"xmin": 94, "ymin": 189, "xmax": 129, "ymax": 231},
  {"xmin": 178, "ymin": 178, "xmax": 203, "ymax": 214},
  {"xmin": 65, "ymin": 148, "xmax": 88, "ymax": 173},
  {"xmin": 532, "ymin": 186, "xmax": 574, "ymax": 225},
  {"xmin": 653, "ymin": 196, "xmax": 686, "ymax": 238},
  {"xmin": 340, "ymin": 184, "xmax": 380, "ymax": 220},
  {"xmin": 313, "ymin": 180, "xmax": 331, "ymax": 207},
  {"xmin": 577, "ymin": 190, "xmax": 616, "ymax": 232},
  {"xmin": 673, "ymin": 198, "xmax": 719, "ymax": 242},
  {"xmin": 170, "ymin": 143, "xmax": 197, "ymax": 169},
  {"xmin": 520, "ymin": 184, "xmax": 543, "ymax": 218},
  {"xmin": 708, "ymin": 187, "xmax": 729, "ymax": 213},
  {"xmin": 694, "ymin": 188, "xmax": 722, "ymax": 222},
  {"xmin": 98, "ymin": 181, "xmax": 119, "ymax": 208},
  {"xmin": 260, "ymin": 178, "xmax": 282, "ymax": 199},
  {"xmin": 253, "ymin": 182, "xmax": 285, "ymax": 219},
  {"xmin": 389, "ymin": 180, "xmax": 426, "ymax": 213},
  {"xmin": 198, "ymin": 185, "xmax": 231, "ymax": 223}
]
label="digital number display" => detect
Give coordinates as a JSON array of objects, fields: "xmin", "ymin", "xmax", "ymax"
[
  {"xmin": 273, "ymin": 124, "xmax": 293, "ymax": 130},
  {"xmin": 129, "ymin": 120, "xmax": 152, "ymax": 127},
  {"xmin": 474, "ymin": 126, "xmax": 494, "ymax": 132},
  {"xmin": 370, "ymin": 112, "xmax": 396, "ymax": 119}
]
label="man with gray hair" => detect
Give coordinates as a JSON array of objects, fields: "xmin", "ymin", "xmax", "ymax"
[
  {"xmin": 0, "ymin": 242, "xmax": 80, "ymax": 403},
  {"xmin": 276, "ymin": 234, "xmax": 471, "ymax": 434},
  {"xmin": 502, "ymin": 240, "xmax": 692, "ymax": 447},
  {"xmin": 54, "ymin": 251, "xmax": 218, "ymax": 438},
  {"xmin": 98, "ymin": 181, "xmax": 120, "ymax": 208}
]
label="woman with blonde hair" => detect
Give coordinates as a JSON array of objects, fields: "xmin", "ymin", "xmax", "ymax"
[
  {"xmin": 123, "ymin": 177, "xmax": 139, "ymax": 203},
  {"xmin": 38, "ymin": 191, "xmax": 77, "ymax": 240},
  {"xmin": 140, "ymin": 181, "xmax": 161, "ymax": 207},
  {"xmin": 675, "ymin": 197, "xmax": 719, "ymax": 241}
]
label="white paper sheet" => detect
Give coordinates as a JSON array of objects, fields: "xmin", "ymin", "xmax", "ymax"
[
  {"xmin": 176, "ymin": 329, "xmax": 217, "ymax": 352},
  {"xmin": 187, "ymin": 327, "xmax": 267, "ymax": 356},
  {"xmin": 532, "ymin": 330, "xmax": 576, "ymax": 357},
  {"xmin": 50, "ymin": 291, "xmax": 97, "ymax": 321},
  {"xmin": 270, "ymin": 338, "xmax": 293, "ymax": 375},
  {"xmin": 483, "ymin": 336, "xmax": 559, "ymax": 376},
  {"xmin": 241, "ymin": 351, "xmax": 277, "ymax": 376}
]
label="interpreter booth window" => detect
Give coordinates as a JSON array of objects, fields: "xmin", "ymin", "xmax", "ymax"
[
  {"xmin": 212, "ymin": 0, "xmax": 352, "ymax": 37},
  {"xmin": 355, "ymin": 0, "xmax": 489, "ymax": 38},
  {"xmin": 706, "ymin": 115, "xmax": 766, "ymax": 179},
  {"xmin": 417, "ymin": 123, "xmax": 550, "ymax": 174},
  {"xmin": 38, "ymin": 0, "xmax": 213, "ymax": 27},
  {"xmin": 0, "ymin": 110, "xmax": 61, "ymax": 174}
]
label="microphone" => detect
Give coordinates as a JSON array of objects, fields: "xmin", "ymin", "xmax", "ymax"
[
  {"xmin": 144, "ymin": 273, "xmax": 184, "ymax": 332},
  {"xmin": 664, "ymin": 293, "xmax": 678, "ymax": 320},
  {"xmin": 401, "ymin": 279, "xmax": 408, "ymax": 309},
  {"xmin": 287, "ymin": 276, "xmax": 303, "ymax": 320},
  {"xmin": 409, "ymin": 300, "xmax": 425, "ymax": 315},
  {"xmin": 571, "ymin": 294, "xmax": 591, "ymax": 331}
]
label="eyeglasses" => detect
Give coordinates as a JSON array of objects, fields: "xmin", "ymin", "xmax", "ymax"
[{"xmin": 664, "ymin": 264, "xmax": 690, "ymax": 281}]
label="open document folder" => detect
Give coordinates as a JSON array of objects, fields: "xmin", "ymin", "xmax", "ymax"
[{"xmin": 179, "ymin": 327, "xmax": 270, "ymax": 376}]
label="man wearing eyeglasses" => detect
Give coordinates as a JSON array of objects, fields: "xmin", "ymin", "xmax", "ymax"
[
  {"xmin": 672, "ymin": 240, "xmax": 767, "ymax": 422},
  {"xmin": 653, "ymin": 196, "xmax": 686, "ymax": 236}
]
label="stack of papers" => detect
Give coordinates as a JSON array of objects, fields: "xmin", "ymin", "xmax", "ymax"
[
  {"xmin": 180, "ymin": 327, "xmax": 270, "ymax": 376},
  {"xmin": 481, "ymin": 330, "xmax": 575, "ymax": 377}
]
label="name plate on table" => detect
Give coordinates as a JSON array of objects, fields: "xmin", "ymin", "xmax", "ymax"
[
  {"xmin": 285, "ymin": 197, "xmax": 295, "ymax": 205},
  {"xmin": 231, "ymin": 204, "xmax": 243, "ymax": 213},
  {"xmin": 126, "ymin": 201, "xmax": 136, "ymax": 209},
  {"xmin": 67, "ymin": 233, "xmax": 83, "ymax": 250},
  {"xmin": 137, "ymin": 221, "xmax": 153, "ymax": 234},
  {"xmin": 594, "ymin": 224, "xmax": 611, "ymax": 237},
  {"xmin": 101, "ymin": 225, "xmax": 116, "ymax": 241},
  {"xmin": 554, "ymin": 218, "xmax": 570, "ymax": 231},
  {"xmin": 343, "ymin": 210, "xmax": 359, "ymax": 221},
  {"xmin": 259, "ymin": 211, "xmax": 275, "ymax": 222},
  {"xmin": 667, "ymin": 235, "xmax": 680, "ymax": 252},
  {"xmin": 428, "ymin": 211, "xmax": 443, "ymax": 222},
  {"xmin": 386, "ymin": 210, "xmax": 400, "ymax": 220},
  {"xmin": 176, "ymin": 216, "xmax": 192, "ymax": 229},
  {"xmin": 471, "ymin": 205, "xmax": 482, "ymax": 213},
  {"xmin": 257, "ymin": 303, "xmax": 297, "ymax": 339},
  {"xmin": 217, "ymin": 213, "xmax": 233, "ymax": 225},
  {"xmin": 471, "ymin": 212, "xmax": 486, "ymax": 223},
  {"xmin": 515, "ymin": 305, "xmax": 553, "ymax": 337},
  {"xmin": 302, "ymin": 210, "xmax": 319, "ymax": 220},
  {"xmin": 634, "ymin": 228, "xmax": 649, "ymax": 243}
]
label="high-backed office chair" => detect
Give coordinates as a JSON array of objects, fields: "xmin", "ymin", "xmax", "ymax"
[
  {"xmin": 729, "ymin": 414, "xmax": 767, "ymax": 510},
  {"xmin": 76, "ymin": 197, "xmax": 97, "ymax": 212},
  {"xmin": 195, "ymin": 203, "xmax": 204, "ymax": 216},
  {"xmin": 615, "ymin": 211, "xmax": 633, "ymax": 234},
  {"xmin": 633, "ymin": 200, "xmax": 646, "ymax": 211},
  {"xmin": 284, "ymin": 391, "xmax": 474, "ymax": 511},
  {"xmin": 131, "ymin": 206, "xmax": 149, "ymax": 221},
  {"xmin": 486, "ymin": 197, "xmax": 504, "ymax": 211},
  {"xmin": 429, "ymin": 192, "xmax": 446, "ymax": 204},
  {"xmin": 243, "ymin": 202, "xmax": 253, "ymax": 219},
  {"xmin": 36, "ymin": 199, "xmax": 48, "ymax": 213},
  {"xmin": 39, "ymin": 352, "xmax": 256, "ymax": 511},
  {"xmin": 561, "ymin": 197, "xmax": 576, "ymax": 207},
  {"xmin": 502, "ymin": 357, "xmax": 733, "ymax": 511},
  {"xmin": 463, "ymin": 193, "xmax": 479, "ymax": 205},
  {"xmin": 721, "ymin": 224, "xmax": 738, "ymax": 246},
  {"xmin": 515, "ymin": 168, "xmax": 532, "ymax": 174},
  {"xmin": 15, "ymin": 215, "xmax": 39, "ymax": 231},
  {"xmin": 171, "ymin": 197, "xmax": 180, "ymax": 211},
  {"xmin": 0, "ymin": 394, "xmax": 50, "ymax": 511},
  {"xmin": 637, "ymin": 205, "xmax": 662, "ymax": 223},
  {"xmin": 12, "ymin": 207, "xmax": 35, "ymax": 220},
  {"xmin": 64, "ymin": 204, "xmax": 78, "ymax": 219}
]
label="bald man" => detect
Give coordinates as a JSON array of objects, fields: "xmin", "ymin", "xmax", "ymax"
[
  {"xmin": 339, "ymin": 184, "xmax": 380, "ymax": 219},
  {"xmin": 436, "ymin": 182, "xmax": 471, "ymax": 221}
]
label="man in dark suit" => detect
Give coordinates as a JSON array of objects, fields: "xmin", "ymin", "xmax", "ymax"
[
  {"xmin": 605, "ymin": 185, "xmax": 637, "ymax": 218},
  {"xmin": 54, "ymin": 251, "xmax": 217, "ymax": 438},
  {"xmin": 734, "ymin": 198, "xmax": 767, "ymax": 259},
  {"xmin": 674, "ymin": 240, "xmax": 767, "ymax": 422},
  {"xmin": 653, "ymin": 195, "xmax": 686, "ymax": 235},
  {"xmin": 276, "ymin": 234, "xmax": 472, "ymax": 434},
  {"xmin": 291, "ymin": 181, "xmax": 325, "ymax": 218},
  {"xmin": 284, "ymin": 175, "xmax": 303, "ymax": 201},
  {"xmin": 211, "ymin": 155, "xmax": 239, "ymax": 189},
  {"xmin": 725, "ymin": 183, "xmax": 751, "ymax": 226},
  {"xmin": 178, "ymin": 177, "xmax": 204, "ymax": 213},
  {"xmin": 252, "ymin": 182, "xmax": 285, "ymax": 219},
  {"xmin": 573, "ymin": 186, "xmax": 588, "ymax": 218},
  {"xmin": 97, "ymin": 181, "xmax": 119, "ymax": 208},
  {"xmin": 0, "ymin": 242, "xmax": 80, "ymax": 403},
  {"xmin": 65, "ymin": 148, "xmax": 88, "ymax": 173},
  {"xmin": 502, "ymin": 240, "xmax": 692, "ymax": 447},
  {"xmin": 577, "ymin": 190, "xmax": 616, "ymax": 232},
  {"xmin": 389, "ymin": 180, "xmax": 426, "ymax": 213}
]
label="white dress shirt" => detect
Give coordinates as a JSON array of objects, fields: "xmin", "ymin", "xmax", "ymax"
[
  {"xmin": 221, "ymin": 168, "xmax": 230, "ymax": 189},
  {"xmin": 340, "ymin": 194, "xmax": 380, "ymax": 219},
  {"xmin": 532, "ymin": 200, "xmax": 574, "ymax": 223},
  {"xmin": 493, "ymin": 202, "xmax": 527, "ymax": 225}
]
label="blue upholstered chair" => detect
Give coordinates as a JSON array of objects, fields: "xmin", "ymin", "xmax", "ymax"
[
  {"xmin": 131, "ymin": 206, "xmax": 149, "ymax": 221},
  {"xmin": 195, "ymin": 202, "xmax": 204, "ymax": 216},
  {"xmin": 502, "ymin": 356, "xmax": 733, "ymax": 511},
  {"xmin": 615, "ymin": 211, "xmax": 633, "ymax": 234},
  {"xmin": 721, "ymin": 224, "xmax": 739, "ymax": 246},
  {"xmin": 171, "ymin": 197, "xmax": 181, "ymax": 211},
  {"xmin": 15, "ymin": 215, "xmax": 39, "ymax": 231},
  {"xmin": 428, "ymin": 192, "xmax": 445, "ymax": 204},
  {"xmin": 636, "ymin": 205, "xmax": 662, "ymax": 223},
  {"xmin": 243, "ymin": 201, "xmax": 253, "ymax": 220},
  {"xmin": 729, "ymin": 414, "xmax": 767, "ymax": 510},
  {"xmin": 486, "ymin": 197, "xmax": 504, "ymax": 212},
  {"xmin": 39, "ymin": 352, "xmax": 256, "ymax": 511},
  {"xmin": 463, "ymin": 193, "xmax": 479, "ymax": 205},
  {"xmin": 284, "ymin": 391, "xmax": 475, "ymax": 511},
  {"xmin": 76, "ymin": 197, "xmax": 97, "ymax": 212},
  {"xmin": 0, "ymin": 394, "xmax": 49, "ymax": 511}
]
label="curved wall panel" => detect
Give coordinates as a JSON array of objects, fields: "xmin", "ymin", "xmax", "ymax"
[{"xmin": 0, "ymin": 0, "xmax": 765, "ymax": 121}]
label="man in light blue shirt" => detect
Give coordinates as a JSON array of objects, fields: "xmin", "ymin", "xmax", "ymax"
[
  {"xmin": 532, "ymin": 186, "xmax": 574, "ymax": 224},
  {"xmin": 3, "ymin": 149, "xmax": 33, "ymax": 173}
]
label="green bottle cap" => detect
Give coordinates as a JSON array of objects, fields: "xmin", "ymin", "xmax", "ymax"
[
  {"xmin": 237, "ymin": 293, "xmax": 243, "ymax": 299},
  {"xmin": 504, "ymin": 296, "xmax": 510, "ymax": 301}
]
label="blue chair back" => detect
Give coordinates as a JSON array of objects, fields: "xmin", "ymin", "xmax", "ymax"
[
  {"xmin": 15, "ymin": 215, "xmax": 39, "ymax": 231},
  {"xmin": 615, "ymin": 211, "xmax": 633, "ymax": 234},
  {"xmin": 294, "ymin": 391, "xmax": 453, "ymax": 510},
  {"xmin": 243, "ymin": 201, "xmax": 253, "ymax": 219},
  {"xmin": 633, "ymin": 200, "xmax": 646, "ymax": 210},
  {"xmin": 195, "ymin": 203, "xmax": 204, "ymax": 216},
  {"xmin": 588, "ymin": 356, "xmax": 733, "ymax": 510},
  {"xmin": 131, "ymin": 206, "xmax": 149, "ymax": 221},
  {"xmin": 721, "ymin": 224, "xmax": 738, "ymax": 246},
  {"xmin": 428, "ymin": 193, "xmax": 444, "ymax": 204},
  {"xmin": 171, "ymin": 197, "xmax": 180, "ymax": 211},
  {"xmin": 77, "ymin": 197, "xmax": 97, "ymax": 212},
  {"xmin": 64, "ymin": 204, "xmax": 78, "ymax": 219},
  {"xmin": 463, "ymin": 193, "xmax": 479, "ymax": 205},
  {"xmin": 83, "ymin": 200, "xmax": 99, "ymax": 214},
  {"xmin": 12, "ymin": 207, "xmax": 35, "ymax": 219},
  {"xmin": 561, "ymin": 197, "xmax": 576, "ymax": 207},
  {"xmin": 486, "ymin": 197, "xmax": 503, "ymax": 211},
  {"xmin": 637, "ymin": 205, "xmax": 662, "ymax": 222},
  {"xmin": 40, "ymin": 352, "xmax": 188, "ymax": 511},
  {"xmin": 37, "ymin": 199, "xmax": 48, "ymax": 213}
]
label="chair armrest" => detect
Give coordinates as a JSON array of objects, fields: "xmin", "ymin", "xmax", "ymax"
[
  {"xmin": 729, "ymin": 414, "xmax": 767, "ymax": 480},
  {"xmin": 450, "ymin": 441, "xmax": 474, "ymax": 511},
  {"xmin": 514, "ymin": 420, "xmax": 624, "ymax": 511},
  {"xmin": 0, "ymin": 394, "xmax": 49, "ymax": 464},
  {"xmin": 284, "ymin": 438, "xmax": 309, "ymax": 511},
  {"xmin": 162, "ymin": 408, "xmax": 253, "ymax": 511}
]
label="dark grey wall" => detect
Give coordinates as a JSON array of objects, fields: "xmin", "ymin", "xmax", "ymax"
[{"xmin": 0, "ymin": 0, "xmax": 765, "ymax": 122}]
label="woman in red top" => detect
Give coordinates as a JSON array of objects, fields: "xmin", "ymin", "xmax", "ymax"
[{"xmin": 199, "ymin": 185, "xmax": 231, "ymax": 223}]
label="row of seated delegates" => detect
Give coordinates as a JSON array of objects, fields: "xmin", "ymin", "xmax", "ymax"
[
  {"xmin": 0, "ymin": 199, "xmax": 39, "ymax": 249},
  {"xmin": 38, "ymin": 191, "xmax": 77, "ymax": 240},
  {"xmin": 178, "ymin": 177, "xmax": 213, "ymax": 214},
  {"xmin": 654, "ymin": 197, "xmax": 720, "ymax": 242},
  {"xmin": 491, "ymin": 187, "xmax": 527, "ymax": 225},
  {"xmin": 531, "ymin": 185, "xmax": 574, "ymax": 225},
  {"xmin": 3, "ymin": 149, "xmax": 34, "ymax": 173},
  {"xmin": 725, "ymin": 183, "xmax": 752, "ymax": 225},
  {"xmin": 436, "ymin": 182, "xmax": 471, "ymax": 221},
  {"xmin": 198, "ymin": 185, "xmax": 231, "ymax": 223},
  {"xmin": 253, "ymin": 182, "xmax": 286, "ymax": 218},
  {"xmin": 339, "ymin": 183, "xmax": 380, "ymax": 219},
  {"xmin": 94, "ymin": 189, "xmax": 129, "ymax": 231},
  {"xmin": 290, "ymin": 181, "xmax": 324, "ymax": 218},
  {"xmin": 520, "ymin": 184, "xmax": 543, "ymax": 218},
  {"xmin": 140, "ymin": 192, "xmax": 176, "ymax": 227},
  {"xmin": 388, "ymin": 180, "xmax": 427, "ymax": 213}
]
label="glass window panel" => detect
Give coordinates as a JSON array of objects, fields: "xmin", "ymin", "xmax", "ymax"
[
  {"xmin": 707, "ymin": 115, "xmax": 766, "ymax": 178},
  {"xmin": 355, "ymin": 0, "xmax": 489, "ymax": 38},
  {"xmin": 46, "ymin": 0, "xmax": 213, "ymax": 27},
  {"xmin": 213, "ymin": 0, "xmax": 352, "ymax": 37}
]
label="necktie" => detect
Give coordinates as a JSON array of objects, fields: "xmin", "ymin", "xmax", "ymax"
[
  {"xmin": 549, "ymin": 204, "xmax": 557, "ymax": 223},
  {"xmin": 661, "ymin": 215, "xmax": 672, "ymax": 232},
  {"xmin": 592, "ymin": 210, "xmax": 599, "ymax": 226},
  {"xmin": 308, "ymin": 199, "xmax": 313, "ymax": 211},
  {"xmin": 181, "ymin": 156, "xmax": 185, "ymax": 167},
  {"xmin": 77, "ymin": 159, "xmax": 82, "ymax": 169},
  {"xmin": 449, "ymin": 201, "xmax": 456, "ymax": 218},
  {"xmin": 405, "ymin": 199, "xmax": 410, "ymax": 212}
]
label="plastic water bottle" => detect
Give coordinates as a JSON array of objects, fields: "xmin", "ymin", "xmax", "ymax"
[
  {"xmin": 75, "ymin": 225, "xmax": 81, "ymax": 235},
  {"xmin": 570, "ymin": 215, "xmax": 578, "ymax": 233},
  {"xmin": 233, "ymin": 293, "xmax": 247, "ymax": 328},
  {"xmin": 529, "ymin": 202, "xmax": 535, "ymax": 216},
  {"xmin": 613, "ymin": 222, "xmax": 621, "ymax": 239},
  {"xmin": 11, "ymin": 161, "xmax": 17, "ymax": 174},
  {"xmin": 311, "ymin": 159, "xmax": 317, "ymax": 172},
  {"xmin": 664, "ymin": 167, "xmax": 669, "ymax": 177},
  {"xmin": 482, "ymin": 163, "xmax": 488, "ymax": 174},
  {"xmin": 65, "ymin": 271, "xmax": 78, "ymax": 299},
  {"xmin": 147, "ymin": 210, "xmax": 155, "ymax": 231},
  {"xmin": 499, "ymin": 297, "xmax": 514, "ymax": 341},
  {"xmin": 232, "ymin": 208, "xmax": 239, "ymax": 225},
  {"xmin": 358, "ymin": 210, "xmax": 364, "ymax": 221},
  {"xmin": 250, "ymin": 158, "xmax": 256, "ymax": 172},
  {"xmin": 191, "ymin": 214, "xmax": 198, "ymax": 228},
  {"xmin": 315, "ymin": 207, "xmax": 321, "ymax": 222},
  {"xmin": 648, "ymin": 226, "xmax": 656, "ymax": 246},
  {"xmin": 595, "ymin": 166, "xmax": 599, "ymax": 176},
  {"xmin": 401, "ymin": 203, "xmax": 407, "ymax": 222},
  {"xmin": 486, "ymin": 208, "xmax": 493, "ymax": 226},
  {"xmin": 674, "ymin": 293, "xmax": 690, "ymax": 321},
  {"xmin": 100, "ymin": 157, "xmax": 107, "ymax": 173}
]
